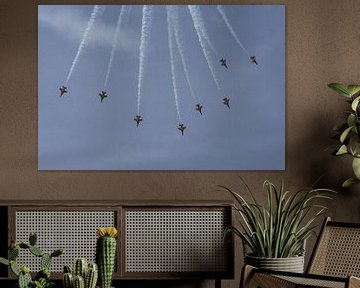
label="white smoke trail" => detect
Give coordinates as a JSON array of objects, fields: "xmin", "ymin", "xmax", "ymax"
[
  {"xmin": 217, "ymin": 5, "xmax": 250, "ymax": 57},
  {"xmin": 193, "ymin": 7, "xmax": 218, "ymax": 57},
  {"xmin": 166, "ymin": 6, "xmax": 182, "ymax": 122},
  {"xmin": 103, "ymin": 5, "xmax": 129, "ymax": 89},
  {"xmin": 65, "ymin": 5, "xmax": 102, "ymax": 85},
  {"xmin": 136, "ymin": 5, "xmax": 154, "ymax": 114},
  {"xmin": 188, "ymin": 5, "xmax": 222, "ymax": 92},
  {"xmin": 168, "ymin": 6, "xmax": 197, "ymax": 102}
]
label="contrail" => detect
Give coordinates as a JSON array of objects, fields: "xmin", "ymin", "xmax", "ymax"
[
  {"xmin": 168, "ymin": 6, "xmax": 197, "ymax": 102},
  {"xmin": 166, "ymin": 6, "xmax": 182, "ymax": 122},
  {"xmin": 188, "ymin": 5, "xmax": 218, "ymax": 57},
  {"xmin": 188, "ymin": 5, "xmax": 222, "ymax": 92},
  {"xmin": 103, "ymin": 5, "xmax": 130, "ymax": 89},
  {"xmin": 217, "ymin": 5, "xmax": 250, "ymax": 57},
  {"xmin": 136, "ymin": 5, "xmax": 154, "ymax": 114},
  {"xmin": 65, "ymin": 5, "xmax": 102, "ymax": 85}
]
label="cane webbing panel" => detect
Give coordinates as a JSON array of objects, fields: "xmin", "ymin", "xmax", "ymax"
[
  {"xmin": 15, "ymin": 211, "xmax": 115, "ymax": 272},
  {"xmin": 276, "ymin": 275, "xmax": 345, "ymax": 288},
  {"xmin": 125, "ymin": 210, "xmax": 227, "ymax": 273},
  {"xmin": 309, "ymin": 226, "xmax": 360, "ymax": 277}
]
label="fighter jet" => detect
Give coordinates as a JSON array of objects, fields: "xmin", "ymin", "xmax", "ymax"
[
  {"xmin": 220, "ymin": 58, "xmax": 228, "ymax": 69},
  {"xmin": 195, "ymin": 103, "xmax": 203, "ymax": 115},
  {"xmin": 223, "ymin": 97, "xmax": 230, "ymax": 108},
  {"xmin": 250, "ymin": 56, "xmax": 258, "ymax": 65},
  {"xmin": 177, "ymin": 124, "xmax": 186, "ymax": 136},
  {"xmin": 59, "ymin": 86, "xmax": 68, "ymax": 97},
  {"xmin": 98, "ymin": 91, "xmax": 108, "ymax": 103},
  {"xmin": 134, "ymin": 115, "xmax": 143, "ymax": 127}
]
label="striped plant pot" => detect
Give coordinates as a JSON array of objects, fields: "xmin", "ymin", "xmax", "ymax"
[{"xmin": 245, "ymin": 254, "xmax": 305, "ymax": 273}]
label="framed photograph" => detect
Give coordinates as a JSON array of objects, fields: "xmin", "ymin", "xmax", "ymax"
[{"xmin": 38, "ymin": 4, "xmax": 285, "ymax": 170}]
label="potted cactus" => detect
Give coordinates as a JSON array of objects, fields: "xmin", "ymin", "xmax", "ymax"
[
  {"xmin": 62, "ymin": 258, "xmax": 98, "ymax": 288},
  {"xmin": 0, "ymin": 232, "xmax": 63, "ymax": 288},
  {"xmin": 96, "ymin": 227, "xmax": 118, "ymax": 288}
]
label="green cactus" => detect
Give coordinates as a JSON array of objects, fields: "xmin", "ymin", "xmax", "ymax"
[
  {"xmin": 19, "ymin": 243, "xmax": 30, "ymax": 249},
  {"xmin": 0, "ymin": 257, "xmax": 9, "ymax": 266},
  {"xmin": 63, "ymin": 271, "xmax": 74, "ymax": 288},
  {"xmin": 51, "ymin": 248, "xmax": 64, "ymax": 258},
  {"xmin": 18, "ymin": 269, "xmax": 32, "ymax": 288},
  {"xmin": 85, "ymin": 263, "xmax": 98, "ymax": 288},
  {"xmin": 73, "ymin": 275, "xmax": 85, "ymax": 288},
  {"xmin": 29, "ymin": 245, "xmax": 44, "ymax": 257},
  {"xmin": 9, "ymin": 246, "xmax": 19, "ymax": 260},
  {"xmin": 10, "ymin": 260, "xmax": 20, "ymax": 276},
  {"xmin": 29, "ymin": 232, "xmax": 37, "ymax": 246},
  {"xmin": 96, "ymin": 236, "xmax": 117, "ymax": 288},
  {"xmin": 63, "ymin": 265, "xmax": 72, "ymax": 273},
  {"xmin": 74, "ymin": 258, "xmax": 88, "ymax": 279},
  {"xmin": 63, "ymin": 259, "xmax": 98, "ymax": 288},
  {"xmin": 41, "ymin": 253, "xmax": 52, "ymax": 270},
  {"xmin": 0, "ymin": 232, "xmax": 63, "ymax": 288}
]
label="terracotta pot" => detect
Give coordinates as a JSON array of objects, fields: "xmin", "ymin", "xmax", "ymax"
[{"xmin": 245, "ymin": 254, "xmax": 305, "ymax": 273}]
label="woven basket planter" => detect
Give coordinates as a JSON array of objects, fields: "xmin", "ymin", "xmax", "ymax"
[{"xmin": 245, "ymin": 254, "xmax": 305, "ymax": 273}]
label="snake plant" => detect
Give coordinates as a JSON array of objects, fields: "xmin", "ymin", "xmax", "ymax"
[{"xmin": 219, "ymin": 178, "xmax": 335, "ymax": 258}]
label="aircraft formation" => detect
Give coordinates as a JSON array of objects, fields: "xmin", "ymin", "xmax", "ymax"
[
  {"xmin": 59, "ymin": 56, "xmax": 258, "ymax": 135},
  {"xmin": 58, "ymin": 5, "xmax": 259, "ymax": 136}
]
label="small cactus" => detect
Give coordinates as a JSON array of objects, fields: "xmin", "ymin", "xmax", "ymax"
[
  {"xmin": 0, "ymin": 257, "xmax": 9, "ymax": 266},
  {"xmin": 41, "ymin": 253, "xmax": 52, "ymax": 270},
  {"xmin": 74, "ymin": 275, "xmax": 85, "ymax": 288},
  {"xmin": 29, "ymin": 232, "xmax": 37, "ymax": 246},
  {"xmin": 96, "ymin": 227, "xmax": 118, "ymax": 288},
  {"xmin": 10, "ymin": 260, "xmax": 20, "ymax": 276},
  {"xmin": 85, "ymin": 263, "xmax": 98, "ymax": 288},
  {"xmin": 9, "ymin": 247, "xmax": 19, "ymax": 260},
  {"xmin": 63, "ymin": 272, "xmax": 74, "ymax": 288},
  {"xmin": 0, "ymin": 232, "xmax": 63, "ymax": 288},
  {"xmin": 29, "ymin": 245, "xmax": 44, "ymax": 257},
  {"xmin": 63, "ymin": 260, "xmax": 98, "ymax": 288},
  {"xmin": 51, "ymin": 248, "xmax": 64, "ymax": 258},
  {"xmin": 74, "ymin": 258, "xmax": 88, "ymax": 279},
  {"xmin": 18, "ymin": 269, "xmax": 32, "ymax": 288}
]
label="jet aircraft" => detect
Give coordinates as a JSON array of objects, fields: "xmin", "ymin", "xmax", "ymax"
[
  {"xmin": 195, "ymin": 104, "xmax": 203, "ymax": 115},
  {"xmin": 59, "ymin": 86, "xmax": 68, "ymax": 97},
  {"xmin": 250, "ymin": 56, "xmax": 258, "ymax": 65},
  {"xmin": 220, "ymin": 58, "xmax": 228, "ymax": 69},
  {"xmin": 177, "ymin": 124, "xmax": 186, "ymax": 136},
  {"xmin": 99, "ymin": 91, "xmax": 108, "ymax": 103},
  {"xmin": 223, "ymin": 97, "xmax": 230, "ymax": 108},
  {"xmin": 134, "ymin": 115, "xmax": 143, "ymax": 127}
]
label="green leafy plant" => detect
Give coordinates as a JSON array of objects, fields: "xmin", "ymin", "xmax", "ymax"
[
  {"xmin": 328, "ymin": 83, "xmax": 360, "ymax": 187},
  {"xmin": 32, "ymin": 278, "xmax": 54, "ymax": 288},
  {"xmin": 219, "ymin": 178, "xmax": 335, "ymax": 258},
  {"xmin": 0, "ymin": 232, "xmax": 63, "ymax": 288}
]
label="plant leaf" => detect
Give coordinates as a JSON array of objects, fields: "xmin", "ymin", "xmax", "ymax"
[
  {"xmin": 340, "ymin": 126, "xmax": 353, "ymax": 143},
  {"xmin": 347, "ymin": 85, "xmax": 360, "ymax": 97},
  {"xmin": 0, "ymin": 257, "xmax": 9, "ymax": 266},
  {"xmin": 352, "ymin": 157, "xmax": 360, "ymax": 179},
  {"xmin": 342, "ymin": 177, "xmax": 360, "ymax": 188},
  {"xmin": 336, "ymin": 145, "xmax": 348, "ymax": 155},
  {"xmin": 351, "ymin": 96, "xmax": 360, "ymax": 111},
  {"xmin": 347, "ymin": 114, "xmax": 358, "ymax": 133},
  {"xmin": 328, "ymin": 83, "xmax": 350, "ymax": 97}
]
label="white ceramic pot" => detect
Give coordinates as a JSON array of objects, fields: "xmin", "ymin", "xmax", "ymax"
[{"xmin": 245, "ymin": 254, "xmax": 305, "ymax": 273}]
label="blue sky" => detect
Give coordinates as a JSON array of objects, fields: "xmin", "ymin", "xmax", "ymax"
[{"xmin": 38, "ymin": 5, "xmax": 285, "ymax": 170}]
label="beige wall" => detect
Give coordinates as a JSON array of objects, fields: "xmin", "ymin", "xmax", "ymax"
[{"xmin": 1, "ymin": 1, "xmax": 360, "ymax": 287}]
